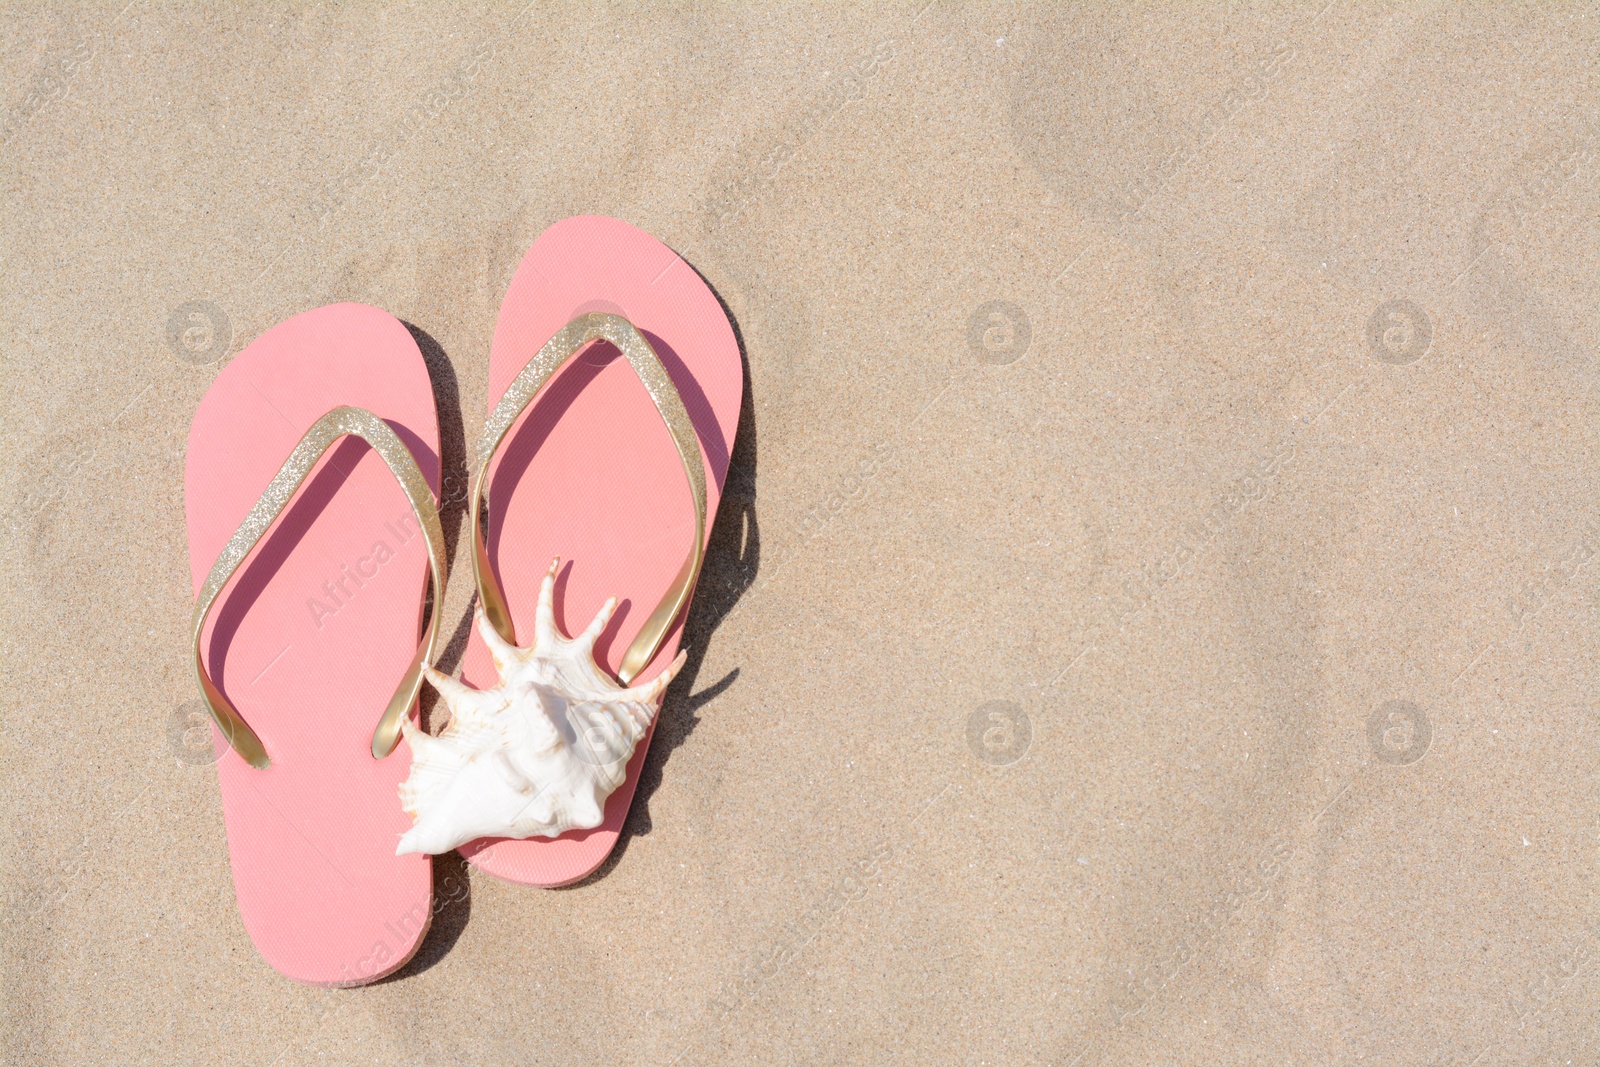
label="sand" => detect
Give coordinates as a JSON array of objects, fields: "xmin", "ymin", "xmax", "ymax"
[{"xmin": 2, "ymin": 2, "xmax": 1597, "ymax": 1064}]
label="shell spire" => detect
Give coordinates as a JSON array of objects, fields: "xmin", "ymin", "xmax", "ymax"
[{"xmin": 395, "ymin": 560, "xmax": 686, "ymax": 856}]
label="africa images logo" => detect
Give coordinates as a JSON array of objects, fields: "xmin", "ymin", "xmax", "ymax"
[{"xmin": 305, "ymin": 512, "xmax": 423, "ymax": 629}]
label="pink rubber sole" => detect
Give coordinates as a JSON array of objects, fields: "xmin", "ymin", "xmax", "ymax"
[
  {"xmin": 458, "ymin": 215, "xmax": 742, "ymax": 887},
  {"xmin": 185, "ymin": 304, "xmax": 438, "ymax": 984}
]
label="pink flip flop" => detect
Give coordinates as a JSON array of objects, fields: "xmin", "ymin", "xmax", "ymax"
[
  {"xmin": 453, "ymin": 215, "xmax": 742, "ymax": 887},
  {"xmin": 186, "ymin": 303, "xmax": 446, "ymax": 985}
]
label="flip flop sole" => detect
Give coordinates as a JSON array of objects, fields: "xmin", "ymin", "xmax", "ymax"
[
  {"xmin": 185, "ymin": 304, "xmax": 439, "ymax": 985},
  {"xmin": 460, "ymin": 215, "xmax": 742, "ymax": 887}
]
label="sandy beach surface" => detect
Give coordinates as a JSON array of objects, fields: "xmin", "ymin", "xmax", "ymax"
[{"xmin": 2, "ymin": 3, "xmax": 1596, "ymax": 1064}]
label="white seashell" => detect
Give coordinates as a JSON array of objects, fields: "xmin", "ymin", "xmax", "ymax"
[{"xmin": 395, "ymin": 559, "xmax": 684, "ymax": 857}]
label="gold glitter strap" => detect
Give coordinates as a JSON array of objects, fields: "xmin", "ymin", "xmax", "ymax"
[
  {"xmin": 191, "ymin": 407, "xmax": 448, "ymax": 769},
  {"xmin": 472, "ymin": 312, "xmax": 707, "ymax": 684}
]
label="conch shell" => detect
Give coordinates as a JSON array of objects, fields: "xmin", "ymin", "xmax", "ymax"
[{"xmin": 396, "ymin": 559, "xmax": 683, "ymax": 856}]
